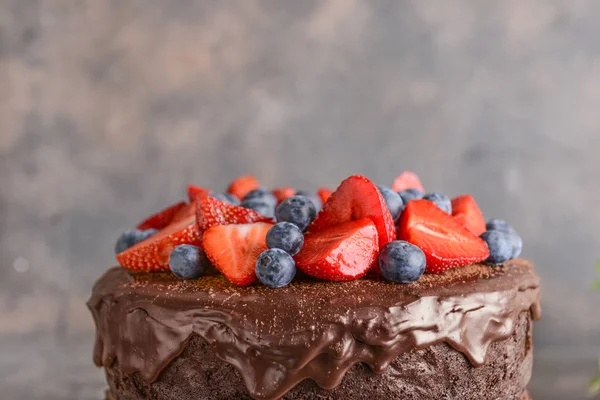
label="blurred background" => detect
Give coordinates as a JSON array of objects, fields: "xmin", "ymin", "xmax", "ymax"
[{"xmin": 1, "ymin": 1, "xmax": 599, "ymax": 399}]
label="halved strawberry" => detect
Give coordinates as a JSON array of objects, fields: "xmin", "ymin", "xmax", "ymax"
[
  {"xmin": 451, "ymin": 194, "xmax": 486, "ymax": 236},
  {"xmin": 273, "ymin": 187, "xmax": 296, "ymax": 204},
  {"xmin": 227, "ymin": 175, "xmax": 261, "ymax": 200},
  {"xmin": 136, "ymin": 201, "xmax": 187, "ymax": 230},
  {"xmin": 317, "ymin": 187, "xmax": 333, "ymax": 204},
  {"xmin": 397, "ymin": 200, "xmax": 489, "ymax": 273},
  {"xmin": 391, "ymin": 171, "xmax": 425, "ymax": 192},
  {"xmin": 203, "ymin": 222, "xmax": 273, "ymax": 286},
  {"xmin": 187, "ymin": 185, "xmax": 211, "ymax": 202},
  {"xmin": 295, "ymin": 218, "xmax": 378, "ymax": 281},
  {"xmin": 170, "ymin": 202, "xmax": 196, "ymax": 224},
  {"xmin": 309, "ymin": 175, "xmax": 395, "ymax": 249},
  {"xmin": 117, "ymin": 215, "xmax": 202, "ymax": 272},
  {"xmin": 195, "ymin": 195, "xmax": 274, "ymax": 233}
]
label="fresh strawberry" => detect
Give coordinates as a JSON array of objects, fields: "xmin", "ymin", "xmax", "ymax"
[
  {"xmin": 295, "ymin": 218, "xmax": 378, "ymax": 281},
  {"xmin": 391, "ymin": 171, "xmax": 425, "ymax": 192},
  {"xmin": 187, "ymin": 185, "xmax": 211, "ymax": 202},
  {"xmin": 451, "ymin": 194, "xmax": 486, "ymax": 236},
  {"xmin": 203, "ymin": 222, "xmax": 273, "ymax": 286},
  {"xmin": 116, "ymin": 215, "xmax": 202, "ymax": 272},
  {"xmin": 195, "ymin": 195, "xmax": 274, "ymax": 233},
  {"xmin": 317, "ymin": 187, "xmax": 333, "ymax": 204},
  {"xmin": 227, "ymin": 175, "xmax": 261, "ymax": 200},
  {"xmin": 272, "ymin": 187, "xmax": 296, "ymax": 204},
  {"xmin": 170, "ymin": 202, "xmax": 196, "ymax": 223},
  {"xmin": 309, "ymin": 175, "xmax": 395, "ymax": 249},
  {"xmin": 136, "ymin": 201, "xmax": 187, "ymax": 230},
  {"xmin": 397, "ymin": 200, "xmax": 489, "ymax": 273}
]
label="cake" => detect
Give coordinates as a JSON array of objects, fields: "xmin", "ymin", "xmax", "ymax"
[{"xmin": 89, "ymin": 172, "xmax": 541, "ymax": 400}]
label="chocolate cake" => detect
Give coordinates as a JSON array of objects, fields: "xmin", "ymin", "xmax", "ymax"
[{"xmin": 90, "ymin": 173, "xmax": 540, "ymax": 399}]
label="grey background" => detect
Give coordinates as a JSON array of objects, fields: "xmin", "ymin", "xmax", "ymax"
[{"xmin": 1, "ymin": 0, "xmax": 599, "ymax": 399}]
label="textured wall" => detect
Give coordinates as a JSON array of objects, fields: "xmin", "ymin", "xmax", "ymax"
[{"xmin": 1, "ymin": 1, "xmax": 599, "ymax": 399}]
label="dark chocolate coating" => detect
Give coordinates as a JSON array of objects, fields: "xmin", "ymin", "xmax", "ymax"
[{"xmin": 89, "ymin": 259, "xmax": 540, "ymax": 400}]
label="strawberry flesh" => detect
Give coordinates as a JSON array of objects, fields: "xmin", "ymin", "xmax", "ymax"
[
  {"xmin": 187, "ymin": 185, "xmax": 211, "ymax": 202},
  {"xmin": 317, "ymin": 187, "xmax": 333, "ymax": 204},
  {"xmin": 295, "ymin": 218, "xmax": 378, "ymax": 281},
  {"xmin": 309, "ymin": 175, "xmax": 395, "ymax": 249},
  {"xmin": 397, "ymin": 199, "xmax": 489, "ymax": 273},
  {"xmin": 136, "ymin": 201, "xmax": 187, "ymax": 230},
  {"xmin": 203, "ymin": 222, "xmax": 273, "ymax": 286},
  {"xmin": 195, "ymin": 195, "xmax": 274, "ymax": 233},
  {"xmin": 117, "ymin": 215, "xmax": 202, "ymax": 272},
  {"xmin": 170, "ymin": 202, "xmax": 196, "ymax": 224},
  {"xmin": 392, "ymin": 171, "xmax": 425, "ymax": 192},
  {"xmin": 227, "ymin": 175, "xmax": 261, "ymax": 200},
  {"xmin": 451, "ymin": 195, "xmax": 486, "ymax": 236},
  {"xmin": 273, "ymin": 187, "xmax": 296, "ymax": 204}
]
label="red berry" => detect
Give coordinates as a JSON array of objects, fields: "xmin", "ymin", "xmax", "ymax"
[
  {"xmin": 451, "ymin": 195, "xmax": 486, "ymax": 237},
  {"xmin": 170, "ymin": 202, "xmax": 197, "ymax": 224},
  {"xmin": 272, "ymin": 187, "xmax": 296, "ymax": 204},
  {"xmin": 397, "ymin": 200, "xmax": 489, "ymax": 273},
  {"xmin": 136, "ymin": 201, "xmax": 187, "ymax": 230},
  {"xmin": 295, "ymin": 218, "xmax": 379, "ymax": 281},
  {"xmin": 187, "ymin": 185, "xmax": 211, "ymax": 202},
  {"xmin": 391, "ymin": 171, "xmax": 425, "ymax": 192},
  {"xmin": 227, "ymin": 175, "xmax": 261, "ymax": 200},
  {"xmin": 317, "ymin": 187, "xmax": 333, "ymax": 204},
  {"xmin": 195, "ymin": 195, "xmax": 274, "ymax": 233}
]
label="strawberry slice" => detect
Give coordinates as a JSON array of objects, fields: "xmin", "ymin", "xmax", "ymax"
[
  {"xmin": 116, "ymin": 215, "xmax": 202, "ymax": 272},
  {"xmin": 136, "ymin": 201, "xmax": 187, "ymax": 230},
  {"xmin": 227, "ymin": 175, "xmax": 261, "ymax": 200},
  {"xmin": 187, "ymin": 185, "xmax": 211, "ymax": 202},
  {"xmin": 170, "ymin": 202, "xmax": 196, "ymax": 224},
  {"xmin": 309, "ymin": 175, "xmax": 395, "ymax": 249},
  {"xmin": 317, "ymin": 187, "xmax": 333, "ymax": 204},
  {"xmin": 273, "ymin": 187, "xmax": 296, "ymax": 204},
  {"xmin": 392, "ymin": 171, "xmax": 425, "ymax": 192},
  {"xmin": 195, "ymin": 195, "xmax": 274, "ymax": 233},
  {"xmin": 397, "ymin": 200, "xmax": 489, "ymax": 273},
  {"xmin": 451, "ymin": 194, "xmax": 486, "ymax": 236},
  {"xmin": 295, "ymin": 218, "xmax": 378, "ymax": 281},
  {"xmin": 203, "ymin": 222, "xmax": 273, "ymax": 286}
]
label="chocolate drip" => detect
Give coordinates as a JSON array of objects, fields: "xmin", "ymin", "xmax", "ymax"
[{"xmin": 88, "ymin": 259, "xmax": 540, "ymax": 400}]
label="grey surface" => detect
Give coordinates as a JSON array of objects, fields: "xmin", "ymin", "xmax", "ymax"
[{"xmin": 0, "ymin": 0, "xmax": 599, "ymax": 399}]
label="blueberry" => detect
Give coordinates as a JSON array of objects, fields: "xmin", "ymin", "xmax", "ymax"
[
  {"xmin": 295, "ymin": 190, "xmax": 322, "ymax": 210},
  {"xmin": 399, "ymin": 188, "xmax": 424, "ymax": 204},
  {"xmin": 480, "ymin": 230, "xmax": 513, "ymax": 265},
  {"xmin": 486, "ymin": 219, "xmax": 523, "ymax": 259},
  {"xmin": 243, "ymin": 188, "xmax": 277, "ymax": 207},
  {"xmin": 169, "ymin": 244, "xmax": 208, "ymax": 279},
  {"xmin": 275, "ymin": 195, "xmax": 317, "ymax": 231},
  {"xmin": 486, "ymin": 218, "xmax": 510, "ymax": 231},
  {"xmin": 209, "ymin": 192, "xmax": 241, "ymax": 206},
  {"xmin": 378, "ymin": 240, "xmax": 426, "ymax": 283},
  {"xmin": 114, "ymin": 228, "xmax": 158, "ymax": 254},
  {"xmin": 241, "ymin": 198, "xmax": 275, "ymax": 218},
  {"xmin": 422, "ymin": 192, "xmax": 452, "ymax": 214},
  {"xmin": 377, "ymin": 185, "xmax": 404, "ymax": 221},
  {"xmin": 509, "ymin": 230, "xmax": 523, "ymax": 259},
  {"xmin": 266, "ymin": 222, "xmax": 304, "ymax": 256},
  {"xmin": 255, "ymin": 249, "xmax": 296, "ymax": 288}
]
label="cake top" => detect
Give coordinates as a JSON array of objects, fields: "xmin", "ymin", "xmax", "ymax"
[{"xmin": 112, "ymin": 171, "xmax": 524, "ymax": 289}]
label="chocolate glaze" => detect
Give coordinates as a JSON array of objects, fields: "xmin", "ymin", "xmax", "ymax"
[{"xmin": 88, "ymin": 259, "xmax": 540, "ymax": 400}]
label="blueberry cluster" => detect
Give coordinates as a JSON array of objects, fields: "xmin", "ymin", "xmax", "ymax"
[
  {"xmin": 480, "ymin": 219, "xmax": 523, "ymax": 265},
  {"xmin": 114, "ymin": 229, "xmax": 159, "ymax": 254},
  {"xmin": 255, "ymin": 195, "xmax": 318, "ymax": 288}
]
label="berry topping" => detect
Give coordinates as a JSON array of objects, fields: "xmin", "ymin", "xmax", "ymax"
[
  {"xmin": 486, "ymin": 218, "xmax": 510, "ymax": 231},
  {"xmin": 195, "ymin": 195, "xmax": 274, "ymax": 233},
  {"xmin": 243, "ymin": 188, "xmax": 278, "ymax": 207},
  {"xmin": 397, "ymin": 200, "xmax": 489, "ymax": 273},
  {"xmin": 451, "ymin": 195, "xmax": 486, "ymax": 236},
  {"xmin": 266, "ymin": 222, "xmax": 304, "ymax": 256},
  {"xmin": 169, "ymin": 244, "xmax": 209, "ymax": 279},
  {"xmin": 187, "ymin": 185, "xmax": 211, "ymax": 202},
  {"xmin": 114, "ymin": 229, "xmax": 159, "ymax": 255},
  {"xmin": 317, "ymin": 187, "xmax": 333, "ymax": 204},
  {"xmin": 276, "ymin": 195, "xmax": 317, "ymax": 232},
  {"xmin": 391, "ymin": 171, "xmax": 425, "ymax": 193},
  {"xmin": 255, "ymin": 248, "xmax": 297, "ymax": 288},
  {"xmin": 378, "ymin": 240, "xmax": 426, "ymax": 283},
  {"xmin": 398, "ymin": 188, "xmax": 424, "ymax": 204},
  {"xmin": 208, "ymin": 192, "xmax": 241, "ymax": 206},
  {"xmin": 480, "ymin": 230, "xmax": 513, "ymax": 265},
  {"xmin": 170, "ymin": 202, "xmax": 197, "ymax": 224},
  {"xmin": 227, "ymin": 175, "xmax": 261, "ymax": 200},
  {"xmin": 422, "ymin": 192, "xmax": 452, "ymax": 214},
  {"xmin": 203, "ymin": 222, "xmax": 273, "ymax": 286},
  {"xmin": 485, "ymin": 219, "xmax": 523, "ymax": 259},
  {"xmin": 295, "ymin": 190, "xmax": 323, "ymax": 210},
  {"xmin": 309, "ymin": 175, "xmax": 396, "ymax": 249},
  {"xmin": 116, "ymin": 215, "xmax": 202, "ymax": 272},
  {"xmin": 295, "ymin": 218, "xmax": 379, "ymax": 281},
  {"xmin": 241, "ymin": 198, "xmax": 276, "ymax": 218},
  {"xmin": 272, "ymin": 187, "xmax": 296, "ymax": 204},
  {"xmin": 377, "ymin": 185, "xmax": 404, "ymax": 221},
  {"xmin": 136, "ymin": 202, "xmax": 187, "ymax": 230}
]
